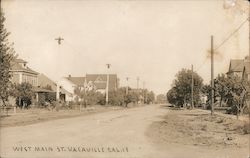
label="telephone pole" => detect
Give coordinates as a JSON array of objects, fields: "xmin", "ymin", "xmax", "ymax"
[
  {"xmin": 137, "ymin": 77, "xmax": 140, "ymax": 90},
  {"xmin": 211, "ymin": 36, "xmax": 214, "ymax": 115},
  {"xmin": 126, "ymin": 77, "xmax": 129, "ymax": 95},
  {"xmin": 248, "ymin": 4, "xmax": 250, "ymax": 158},
  {"xmin": 191, "ymin": 64, "xmax": 194, "ymax": 109},
  {"xmin": 143, "ymin": 82, "xmax": 147, "ymax": 104},
  {"xmin": 106, "ymin": 64, "xmax": 111, "ymax": 105},
  {"xmin": 249, "ymin": 1, "xmax": 250, "ymax": 58},
  {"xmin": 55, "ymin": 37, "xmax": 64, "ymax": 45},
  {"xmin": 55, "ymin": 36, "xmax": 64, "ymax": 101}
]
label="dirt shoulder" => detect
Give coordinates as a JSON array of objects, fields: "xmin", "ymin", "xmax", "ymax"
[
  {"xmin": 146, "ymin": 107, "xmax": 249, "ymax": 150},
  {"xmin": 0, "ymin": 105, "xmax": 139, "ymax": 128}
]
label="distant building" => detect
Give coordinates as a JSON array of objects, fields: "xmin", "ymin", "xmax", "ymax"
[
  {"xmin": 227, "ymin": 56, "xmax": 250, "ymax": 98},
  {"xmin": 59, "ymin": 74, "xmax": 119, "ymax": 101},
  {"xmin": 85, "ymin": 74, "xmax": 119, "ymax": 93},
  {"xmin": 9, "ymin": 58, "xmax": 72, "ymax": 104},
  {"xmin": 37, "ymin": 74, "xmax": 72, "ymax": 102},
  {"xmin": 58, "ymin": 75, "xmax": 85, "ymax": 101},
  {"xmin": 227, "ymin": 56, "xmax": 250, "ymax": 80},
  {"xmin": 242, "ymin": 61, "xmax": 250, "ymax": 82},
  {"xmin": 10, "ymin": 58, "xmax": 39, "ymax": 86}
]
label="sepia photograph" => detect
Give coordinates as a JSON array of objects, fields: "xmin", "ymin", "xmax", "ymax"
[{"xmin": 0, "ymin": 0, "xmax": 250, "ymax": 158}]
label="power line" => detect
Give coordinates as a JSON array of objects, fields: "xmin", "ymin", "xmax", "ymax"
[
  {"xmin": 195, "ymin": 17, "xmax": 248, "ymax": 75},
  {"xmin": 195, "ymin": 58, "xmax": 209, "ymax": 72},
  {"xmin": 215, "ymin": 17, "xmax": 249, "ymax": 51}
]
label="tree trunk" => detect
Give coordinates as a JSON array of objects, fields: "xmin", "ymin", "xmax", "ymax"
[
  {"xmin": 219, "ymin": 96, "xmax": 223, "ymax": 107},
  {"xmin": 84, "ymin": 100, "xmax": 87, "ymax": 108},
  {"xmin": 19, "ymin": 97, "xmax": 21, "ymax": 107},
  {"xmin": 22, "ymin": 102, "xmax": 25, "ymax": 110},
  {"xmin": 1, "ymin": 96, "xmax": 6, "ymax": 106}
]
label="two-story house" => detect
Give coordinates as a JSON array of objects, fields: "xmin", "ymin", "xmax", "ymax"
[
  {"xmin": 10, "ymin": 58, "xmax": 39, "ymax": 86},
  {"xmin": 227, "ymin": 56, "xmax": 250, "ymax": 99},
  {"xmin": 227, "ymin": 56, "xmax": 250, "ymax": 80}
]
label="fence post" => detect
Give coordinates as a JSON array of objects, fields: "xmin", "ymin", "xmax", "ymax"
[{"xmin": 13, "ymin": 106, "xmax": 16, "ymax": 114}]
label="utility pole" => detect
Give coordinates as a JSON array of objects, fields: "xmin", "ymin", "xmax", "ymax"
[
  {"xmin": 191, "ymin": 64, "xmax": 194, "ymax": 109},
  {"xmin": 249, "ymin": 1, "xmax": 250, "ymax": 58},
  {"xmin": 211, "ymin": 36, "xmax": 214, "ymax": 115},
  {"xmin": 248, "ymin": 4, "xmax": 250, "ymax": 158},
  {"xmin": 55, "ymin": 37, "xmax": 64, "ymax": 45},
  {"xmin": 55, "ymin": 36, "xmax": 64, "ymax": 101},
  {"xmin": 144, "ymin": 82, "xmax": 147, "ymax": 104},
  {"xmin": 248, "ymin": 0, "xmax": 250, "ymax": 58},
  {"xmin": 126, "ymin": 77, "xmax": 129, "ymax": 95},
  {"xmin": 0, "ymin": 0, "xmax": 2, "ymax": 14},
  {"xmin": 143, "ymin": 81, "xmax": 145, "ymax": 104},
  {"xmin": 137, "ymin": 77, "xmax": 140, "ymax": 90},
  {"xmin": 106, "ymin": 64, "xmax": 111, "ymax": 105}
]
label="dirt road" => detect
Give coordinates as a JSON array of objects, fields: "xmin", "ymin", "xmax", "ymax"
[{"xmin": 0, "ymin": 105, "xmax": 249, "ymax": 158}]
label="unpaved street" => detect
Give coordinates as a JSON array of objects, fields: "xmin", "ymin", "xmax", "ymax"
[{"xmin": 0, "ymin": 105, "xmax": 249, "ymax": 158}]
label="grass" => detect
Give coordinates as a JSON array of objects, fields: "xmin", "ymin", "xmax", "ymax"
[
  {"xmin": 242, "ymin": 122, "xmax": 250, "ymax": 134},
  {"xmin": 146, "ymin": 108, "xmax": 249, "ymax": 149},
  {"xmin": 0, "ymin": 105, "xmax": 125, "ymax": 127}
]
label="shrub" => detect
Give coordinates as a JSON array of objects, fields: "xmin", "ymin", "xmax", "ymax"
[
  {"xmin": 243, "ymin": 122, "xmax": 250, "ymax": 134},
  {"xmin": 38, "ymin": 94, "xmax": 46, "ymax": 107}
]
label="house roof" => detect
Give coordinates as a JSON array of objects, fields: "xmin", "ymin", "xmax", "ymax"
[
  {"xmin": 65, "ymin": 77, "xmax": 85, "ymax": 86},
  {"xmin": 14, "ymin": 58, "xmax": 27, "ymax": 63},
  {"xmin": 33, "ymin": 87, "xmax": 55, "ymax": 93},
  {"xmin": 94, "ymin": 82, "xmax": 107, "ymax": 89},
  {"xmin": 38, "ymin": 74, "xmax": 71, "ymax": 95},
  {"xmin": 229, "ymin": 59, "xmax": 244, "ymax": 72},
  {"xmin": 38, "ymin": 74, "xmax": 57, "ymax": 91},
  {"xmin": 86, "ymin": 74, "xmax": 117, "ymax": 82},
  {"xmin": 10, "ymin": 59, "xmax": 39, "ymax": 75},
  {"xmin": 86, "ymin": 74, "xmax": 118, "ymax": 90},
  {"xmin": 243, "ymin": 62, "xmax": 250, "ymax": 74}
]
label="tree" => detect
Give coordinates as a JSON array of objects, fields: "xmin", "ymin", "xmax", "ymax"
[
  {"xmin": 156, "ymin": 94, "xmax": 166, "ymax": 104},
  {"xmin": 13, "ymin": 83, "xmax": 34, "ymax": 109},
  {"xmin": 0, "ymin": 9, "xmax": 15, "ymax": 106},
  {"xmin": 167, "ymin": 87, "xmax": 183, "ymax": 106},
  {"xmin": 85, "ymin": 90, "xmax": 105, "ymax": 105},
  {"xmin": 217, "ymin": 75, "xmax": 250, "ymax": 117},
  {"xmin": 124, "ymin": 90, "xmax": 138, "ymax": 107},
  {"xmin": 108, "ymin": 87, "xmax": 137, "ymax": 107},
  {"xmin": 203, "ymin": 74, "xmax": 250, "ymax": 117},
  {"xmin": 145, "ymin": 91, "xmax": 155, "ymax": 104},
  {"xmin": 167, "ymin": 68, "xmax": 203, "ymax": 107},
  {"xmin": 109, "ymin": 88, "xmax": 126, "ymax": 106},
  {"xmin": 74, "ymin": 87, "xmax": 105, "ymax": 108},
  {"xmin": 213, "ymin": 74, "xmax": 233, "ymax": 106}
]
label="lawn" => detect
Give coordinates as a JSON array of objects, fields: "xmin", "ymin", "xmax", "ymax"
[{"xmin": 0, "ymin": 105, "xmax": 124, "ymax": 127}]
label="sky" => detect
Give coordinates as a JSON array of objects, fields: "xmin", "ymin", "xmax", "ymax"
[{"xmin": 2, "ymin": 0, "xmax": 249, "ymax": 95}]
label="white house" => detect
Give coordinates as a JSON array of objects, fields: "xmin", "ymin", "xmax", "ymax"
[
  {"xmin": 58, "ymin": 74, "xmax": 119, "ymax": 101},
  {"xmin": 58, "ymin": 75, "xmax": 86, "ymax": 101}
]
